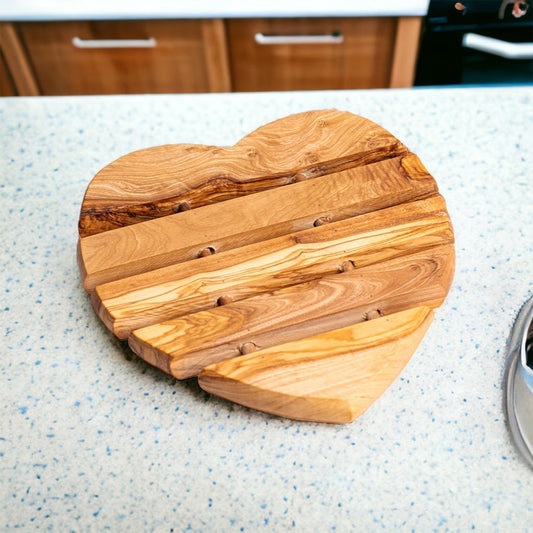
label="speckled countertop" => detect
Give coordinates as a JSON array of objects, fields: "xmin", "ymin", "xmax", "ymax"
[{"xmin": 1, "ymin": 87, "xmax": 532, "ymax": 531}]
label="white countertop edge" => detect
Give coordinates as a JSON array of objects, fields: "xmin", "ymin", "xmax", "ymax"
[{"xmin": 0, "ymin": 0, "xmax": 429, "ymax": 21}]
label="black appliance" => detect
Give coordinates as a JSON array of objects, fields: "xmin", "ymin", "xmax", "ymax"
[{"xmin": 415, "ymin": 0, "xmax": 533, "ymax": 85}]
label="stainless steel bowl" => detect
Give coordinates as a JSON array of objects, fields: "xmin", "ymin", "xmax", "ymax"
[{"xmin": 504, "ymin": 294, "xmax": 533, "ymax": 469}]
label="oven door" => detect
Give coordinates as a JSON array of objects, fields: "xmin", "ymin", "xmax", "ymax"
[{"xmin": 415, "ymin": 0, "xmax": 533, "ymax": 86}]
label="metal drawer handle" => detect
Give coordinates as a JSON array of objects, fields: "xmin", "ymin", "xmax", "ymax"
[
  {"xmin": 462, "ymin": 33, "xmax": 533, "ymax": 60},
  {"xmin": 72, "ymin": 36, "xmax": 157, "ymax": 49},
  {"xmin": 254, "ymin": 32, "xmax": 344, "ymax": 45}
]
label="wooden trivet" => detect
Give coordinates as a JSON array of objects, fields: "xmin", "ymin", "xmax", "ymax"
[{"xmin": 77, "ymin": 110, "xmax": 455, "ymax": 423}]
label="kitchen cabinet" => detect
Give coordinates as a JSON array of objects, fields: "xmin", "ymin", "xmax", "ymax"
[
  {"xmin": 228, "ymin": 17, "xmax": 399, "ymax": 91},
  {"xmin": 14, "ymin": 19, "xmax": 230, "ymax": 95},
  {"xmin": 0, "ymin": 16, "xmax": 421, "ymax": 95}
]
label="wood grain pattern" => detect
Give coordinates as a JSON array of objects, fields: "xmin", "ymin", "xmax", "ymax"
[
  {"xmin": 92, "ymin": 195, "xmax": 453, "ymax": 339},
  {"xmin": 78, "ymin": 110, "xmax": 408, "ymax": 236},
  {"xmin": 79, "ymin": 153, "xmax": 437, "ymax": 290},
  {"xmin": 129, "ymin": 244, "xmax": 454, "ymax": 379},
  {"xmin": 198, "ymin": 306, "xmax": 434, "ymax": 423},
  {"xmin": 77, "ymin": 109, "xmax": 455, "ymax": 422}
]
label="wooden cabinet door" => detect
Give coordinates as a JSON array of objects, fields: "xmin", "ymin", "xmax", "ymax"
[
  {"xmin": 17, "ymin": 20, "xmax": 230, "ymax": 95},
  {"xmin": 227, "ymin": 17, "xmax": 397, "ymax": 91}
]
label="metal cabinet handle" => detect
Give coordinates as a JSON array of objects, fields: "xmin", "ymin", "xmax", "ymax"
[
  {"xmin": 254, "ymin": 32, "xmax": 344, "ymax": 45},
  {"xmin": 72, "ymin": 36, "xmax": 157, "ymax": 49},
  {"xmin": 462, "ymin": 33, "xmax": 533, "ymax": 60}
]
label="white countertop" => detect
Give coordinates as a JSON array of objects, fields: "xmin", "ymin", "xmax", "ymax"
[
  {"xmin": 0, "ymin": 0, "xmax": 429, "ymax": 21},
  {"xmin": 1, "ymin": 86, "xmax": 532, "ymax": 530}
]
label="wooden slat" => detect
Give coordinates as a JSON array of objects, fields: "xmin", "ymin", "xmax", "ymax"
[
  {"xmin": 78, "ymin": 153, "xmax": 437, "ymax": 290},
  {"xmin": 129, "ymin": 244, "xmax": 454, "ymax": 379},
  {"xmin": 92, "ymin": 195, "xmax": 453, "ymax": 339},
  {"xmin": 78, "ymin": 110, "xmax": 409, "ymax": 236},
  {"xmin": 198, "ymin": 306, "xmax": 434, "ymax": 423}
]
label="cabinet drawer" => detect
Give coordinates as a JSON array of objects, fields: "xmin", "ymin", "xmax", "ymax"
[
  {"xmin": 227, "ymin": 17, "xmax": 397, "ymax": 91},
  {"xmin": 18, "ymin": 20, "xmax": 229, "ymax": 95}
]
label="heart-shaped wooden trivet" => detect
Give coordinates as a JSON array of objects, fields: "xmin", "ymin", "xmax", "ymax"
[{"xmin": 77, "ymin": 110, "xmax": 454, "ymax": 423}]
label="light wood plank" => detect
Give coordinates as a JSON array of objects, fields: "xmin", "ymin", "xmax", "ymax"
[
  {"xmin": 130, "ymin": 244, "xmax": 454, "ymax": 379},
  {"xmin": 198, "ymin": 306, "xmax": 434, "ymax": 423}
]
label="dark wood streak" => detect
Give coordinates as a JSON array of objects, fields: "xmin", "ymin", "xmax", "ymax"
[{"xmin": 78, "ymin": 142, "xmax": 408, "ymax": 237}]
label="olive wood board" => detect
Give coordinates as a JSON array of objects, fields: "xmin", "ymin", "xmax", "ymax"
[{"xmin": 77, "ymin": 109, "xmax": 455, "ymax": 423}]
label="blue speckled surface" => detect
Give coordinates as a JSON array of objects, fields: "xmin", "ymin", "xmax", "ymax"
[{"xmin": 1, "ymin": 87, "xmax": 532, "ymax": 531}]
